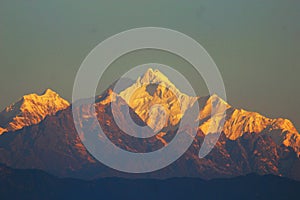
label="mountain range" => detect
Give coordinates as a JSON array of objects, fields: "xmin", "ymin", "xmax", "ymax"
[
  {"xmin": 0, "ymin": 164, "xmax": 299, "ymax": 200},
  {"xmin": 0, "ymin": 68, "xmax": 299, "ymax": 180}
]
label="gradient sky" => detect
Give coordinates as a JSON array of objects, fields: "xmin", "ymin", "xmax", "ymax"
[{"xmin": 0, "ymin": 0, "xmax": 299, "ymax": 129}]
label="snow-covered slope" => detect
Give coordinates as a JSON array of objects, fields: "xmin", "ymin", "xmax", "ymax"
[
  {"xmin": 0, "ymin": 89, "xmax": 69, "ymax": 134},
  {"xmin": 198, "ymin": 95, "xmax": 300, "ymax": 157},
  {"xmin": 119, "ymin": 68, "xmax": 198, "ymax": 131},
  {"xmin": 119, "ymin": 68, "xmax": 299, "ymax": 156}
]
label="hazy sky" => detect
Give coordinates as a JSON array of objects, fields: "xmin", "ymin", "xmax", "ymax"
[{"xmin": 0, "ymin": 0, "xmax": 299, "ymax": 129}]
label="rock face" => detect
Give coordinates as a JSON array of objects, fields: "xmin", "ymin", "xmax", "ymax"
[
  {"xmin": 0, "ymin": 69, "xmax": 299, "ymax": 180},
  {"xmin": 0, "ymin": 89, "xmax": 69, "ymax": 135},
  {"xmin": 0, "ymin": 127, "xmax": 6, "ymax": 135}
]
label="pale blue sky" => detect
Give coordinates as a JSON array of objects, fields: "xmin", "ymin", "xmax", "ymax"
[{"xmin": 0, "ymin": 0, "xmax": 299, "ymax": 129}]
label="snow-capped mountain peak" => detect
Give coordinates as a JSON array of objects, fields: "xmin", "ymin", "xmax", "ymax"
[
  {"xmin": 198, "ymin": 95, "xmax": 300, "ymax": 157},
  {"xmin": 0, "ymin": 89, "xmax": 69, "ymax": 134},
  {"xmin": 119, "ymin": 68, "xmax": 198, "ymax": 131},
  {"xmin": 139, "ymin": 68, "xmax": 174, "ymax": 86}
]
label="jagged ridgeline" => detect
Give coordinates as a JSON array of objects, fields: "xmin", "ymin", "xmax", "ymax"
[{"xmin": 0, "ymin": 68, "xmax": 299, "ymax": 180}]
